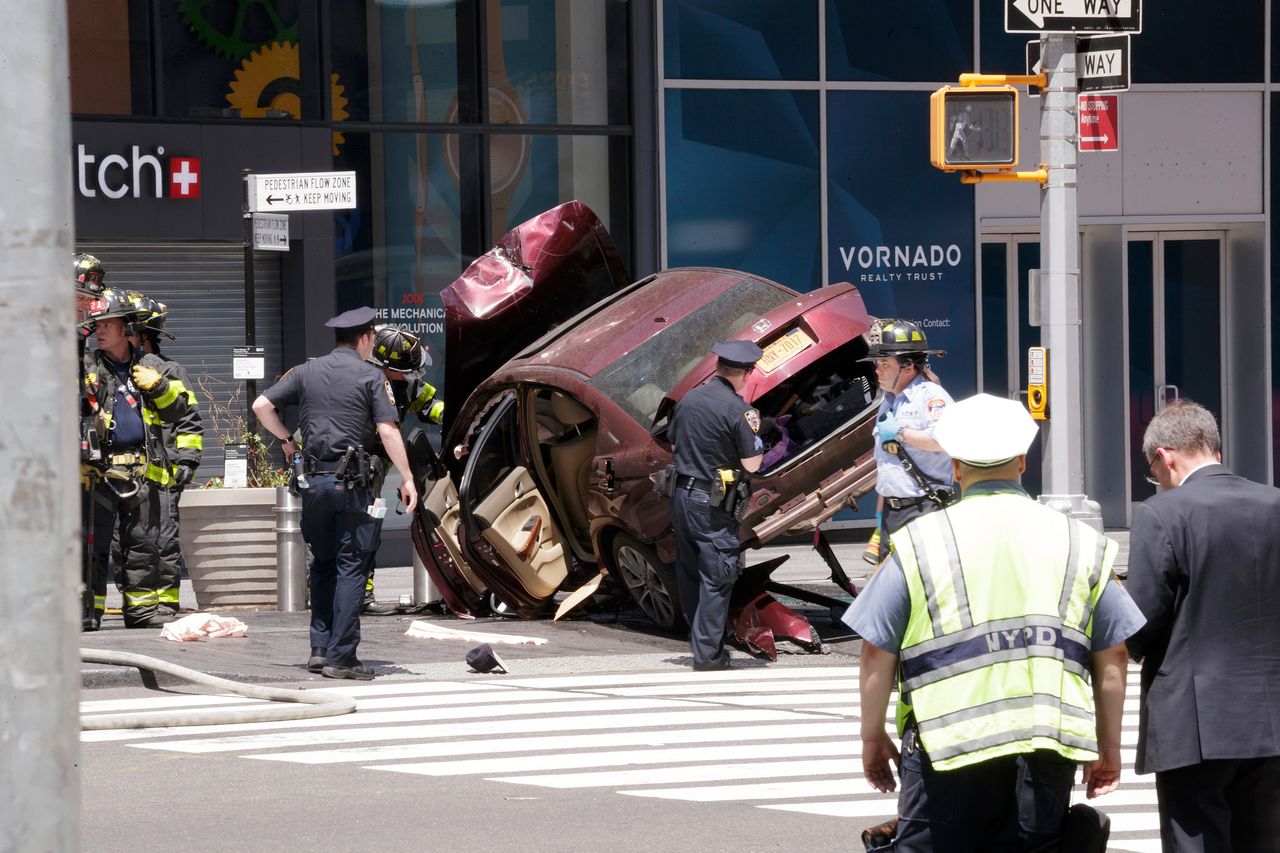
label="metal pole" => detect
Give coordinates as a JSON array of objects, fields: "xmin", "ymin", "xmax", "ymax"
[
  {"xmin": 242, "ymin": 170, "xmax": 258, "ymax": 434},
  {"xmin": 1038, "ymin": 35, "xmax": 1102, "ymax": 530},
  {"xmin": 274, "ymin": 486, "xmax": 307, "ymax": 611},
  {"xmin": 0, "ymin": 3, "xmax": 80, "ymax": 850},
  {"xmin": 413, "ymin": 544, "xmax": 438, "ymax": 606}
]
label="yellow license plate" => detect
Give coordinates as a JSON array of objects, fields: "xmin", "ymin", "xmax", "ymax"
[{"xmin": 758, "ymin": 328, "xmax": 815, "ymax": 374}]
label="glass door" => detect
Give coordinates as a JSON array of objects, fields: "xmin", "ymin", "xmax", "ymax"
[
  {"xmin": 1126, "ymin": 233, "xmax": 1224, "ymax": 505},
  {"xmin": 979, "ymin": 236, "xmax": 1043, "ymax": 496}
]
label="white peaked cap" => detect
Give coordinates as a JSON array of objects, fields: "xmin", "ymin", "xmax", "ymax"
[{"xmin": 934, "ymin": 393, "xmax": 1039, "ymax": 466}]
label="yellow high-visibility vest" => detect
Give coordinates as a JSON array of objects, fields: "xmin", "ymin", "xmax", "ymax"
[{"xmin": 892, "ymin": 487, "xmax": 1116, "ymax": 771}]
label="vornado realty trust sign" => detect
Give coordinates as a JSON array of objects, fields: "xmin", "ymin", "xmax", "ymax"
[
  {"xmin": 838, "ymin": 243, "xmax": 964, "ymax": 283},
  {"xmin": 75, "ymin": 144, "xmax": 201, "ymax": 200}
]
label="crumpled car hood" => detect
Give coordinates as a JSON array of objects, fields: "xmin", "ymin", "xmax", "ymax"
[{"xmin": 441, "ymin": 200, "xmax": 631, "ymax": 427}]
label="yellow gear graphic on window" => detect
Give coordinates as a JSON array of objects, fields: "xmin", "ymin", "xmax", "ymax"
[{"xmin": 226, "ymin": 42, "xmax": 349, "ymax": 156}]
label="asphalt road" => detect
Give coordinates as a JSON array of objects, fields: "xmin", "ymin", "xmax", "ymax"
[{"xmin": 75, "ymin": 539, "xmax": 1155, "ymax": 853}]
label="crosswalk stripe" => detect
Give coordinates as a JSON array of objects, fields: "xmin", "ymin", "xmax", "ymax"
[
  {"xmin": 598, "ymin": 679, "xmax": 854, "ymax": 696},
  {"xmin": 249, "ymin": 722, "xmax": 856, "ymax": 765},
  {"xmin": 765, "ymin": 799, "xmax": 901, "ymax": 818},
  {"xmin": 379, "ymin": 739, "xmax": 857, "ymax": 777},
  {"xmin": 128, "ymin": 708, "xmax": 820, "ymax": 753},
  {"xmin": 1107, "ymin": 811, "xmax": 1162, "ymax": 832},
  {"xmin": 485, "ymin": 758, "xmax": 857, "ymax": 789},
  {"xmin": 622, "ymin": 778, "xmax": 878, "ymax": 802},
  {"xmin": 1108, "ymin": 841, "xmax": 1164, "ymax": 853},
  {"xmin": 495, "ymin": 666, "xmax": 859, "ymax": 689}
]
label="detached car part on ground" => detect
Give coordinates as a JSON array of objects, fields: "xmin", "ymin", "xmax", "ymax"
[{"xmin": 407, "ymin": 201, "xmax": 879, "ymax": 659}]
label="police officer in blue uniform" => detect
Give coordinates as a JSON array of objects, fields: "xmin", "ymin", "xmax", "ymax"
[
  {"xmin": 860, "ymin": 318, "xmax": 955, "ymax": 563},
  {"xmin": 668, "ymin": 340, "xmax": 764, "ymax": 671},
  {"xmin": 253, "ymin": 307, "xmax": 418, "ymax": 680}
]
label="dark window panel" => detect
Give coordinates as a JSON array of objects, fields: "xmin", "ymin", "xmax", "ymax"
[
  {"xmin": 828, "ymin": 0, "xmax": 971, "ymax": 82},
  {"xmin": 663, "ymin": 0, "xmax": 817, "ymax": 81},
  {"xmin": 665, "ymin": 89, "xmax": 821, "ymax": 291},
  {"xmin": 1133, "ymin": 3, "xmax": 1262, "ymax": 83}
]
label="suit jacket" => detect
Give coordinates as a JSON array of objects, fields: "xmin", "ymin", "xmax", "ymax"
[{"xmin": 1126, "ymin": 464, "xmax": 1280, "ymax": 774}]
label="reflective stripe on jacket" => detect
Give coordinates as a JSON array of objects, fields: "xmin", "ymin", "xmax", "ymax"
[
  {"xmin": 893, "ymin": 488, "xmax": 1116, "ymax": 770},
  {"xmin": 82, "ymin": 347, "xmax": 193, "ymax": 486}
]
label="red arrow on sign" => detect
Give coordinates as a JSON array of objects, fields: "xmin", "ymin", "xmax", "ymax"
[{"xmin": 1078, "ymin": 94, "xmax": 1119, "ymax": 153}]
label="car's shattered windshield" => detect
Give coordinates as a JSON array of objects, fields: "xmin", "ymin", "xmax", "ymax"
[{"xmin": 591, "ymin": 277, "xmax": 792, "ymax": 426}]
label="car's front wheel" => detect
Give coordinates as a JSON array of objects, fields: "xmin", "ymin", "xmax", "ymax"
[{"xmin": 611, "ymin": 533, "xmax": 685, "ymax": 633}]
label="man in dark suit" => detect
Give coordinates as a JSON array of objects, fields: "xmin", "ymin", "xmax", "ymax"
[{"xmin": 1127, "ymin": 400, "xmax": 1280, "ymax": 853}]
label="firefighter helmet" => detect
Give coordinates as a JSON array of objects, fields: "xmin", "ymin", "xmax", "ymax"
[
  {"xmin": 81, "ymin": 288, "xmax": 141, "ymax": 329},
  {"xmin": 125, "ymin": 291, "xmax": 176, "ymax": 340},
  {"xmin": 74, "ymin": 253, "xmax": 105, "ymax": 296},
  {"xmin": 368, "ymin": 324, "xmax": 430, "ymax": 372},
  {"xmin": 859, "ymin": 318, "xmax": 946, "ymax": 361}
]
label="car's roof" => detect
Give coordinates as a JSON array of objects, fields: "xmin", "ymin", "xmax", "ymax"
[{"xmin": 503, "ymin": 267, "xmax": 791, "ymax": 378}]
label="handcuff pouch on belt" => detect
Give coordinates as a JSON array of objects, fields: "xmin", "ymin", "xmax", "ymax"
[{"xmin": 712, "ymin": 468, "xmax": 751, "ymax": 520}]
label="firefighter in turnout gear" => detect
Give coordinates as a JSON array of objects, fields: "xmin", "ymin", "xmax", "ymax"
[
  {"xmin": 124, "ymin": 291, "xmax": 203, "ymax": 614},
  {"xmin": 361, "ymin": 324, "xmax": 443, "ymax": 613},
  {"xmin": 80, "ymin": 289, "xmax": 194, "ymax": 629},
  {"xmin": 858, "ymin": 318, "xmax": 955, "ymax": 566},
  {"xmin": 843, "ymin": 394, "xmax": 1144, "ymax": 852}
]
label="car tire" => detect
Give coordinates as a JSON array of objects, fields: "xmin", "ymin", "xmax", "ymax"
[{"xmin": 611, "ymin": 533, "xmax": 686, "ymax": 633}]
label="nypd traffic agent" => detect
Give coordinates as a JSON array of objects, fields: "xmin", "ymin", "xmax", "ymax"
[
  {"xmin": 843, "ymin": 394, "xmax": 1144, "ymax": 852},
  {"xmin": 860, "ymin": 319, "xmax": 955, "ymax": 563},
  {"xmin": 668, "ymin": 339, "xmax": 764, "ymax": 672},
  {"xmin": 252, "ymin": 307, "xmax": 419, "ymax": 681}
]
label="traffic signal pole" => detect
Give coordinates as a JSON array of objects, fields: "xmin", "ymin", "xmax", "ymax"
[
  {"xmin": 0, "ymin": 2, "xmax": 81, "ymax": 851},
  {"xmin": 1038, "ymin": 34, "xmax": 1103, "ymax": 529}
]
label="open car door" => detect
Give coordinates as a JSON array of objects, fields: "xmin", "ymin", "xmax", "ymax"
[
  {"xmin": 405, "ymin": 427, "xmax": 487, "ymax": 616},
  {"xmin": 455, "ymin": 396, "xmax": 573, "ymax": 618}
]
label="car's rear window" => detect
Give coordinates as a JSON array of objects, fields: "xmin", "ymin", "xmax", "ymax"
[{"xmin": 591, "ymin": 277, "xmax": 792, "ymax": 426}]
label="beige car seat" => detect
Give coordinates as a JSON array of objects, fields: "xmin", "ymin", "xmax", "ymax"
[{"xmin": 547, "ymin": 393, "xmax": 597, "ymax": 536}]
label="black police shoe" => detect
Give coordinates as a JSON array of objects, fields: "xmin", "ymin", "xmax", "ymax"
[
  {"xmin": 363, "ymin": 599, "xmax": 400, "ymax": 615},
  {"xmin": 692, "ymin": 654, "xmax": 731, "ymax": 672},
  {"xmin": 321, "ymin": 662, "xmax": 376, "ymax": 681},
  {"xmin": 306, "ymin": 648, "xmax": 326, "ymax": 673},
  {"xmin": 82, "ymin": 615, "xmax": 101, "ymax": 632}
]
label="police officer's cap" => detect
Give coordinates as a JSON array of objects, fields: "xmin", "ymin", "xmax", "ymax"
[
  {"xmin": 934, "ymin": 393, "xmax": 1038, "ymax": 467},
  {"xmin": 325, "ymin": 306, "xmax": 379, "ymax": 333},
  {"xmin": 465, "ymin": 643, "xmax": 508, "ymax": 674},
  {"xmin": 712, "ymin": 340, "xmax": 764, "ymax": 369}
]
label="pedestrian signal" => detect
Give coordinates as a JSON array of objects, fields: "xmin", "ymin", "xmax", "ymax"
[{"xmin": 930, "ymin": 86, "xmax": 1018, "ymax": 172}]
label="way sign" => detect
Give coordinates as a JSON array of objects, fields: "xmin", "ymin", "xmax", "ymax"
[
  {"xmin": 1078, "ymin": 94, "xmax": 1119, "ymax": 152},
  {"xmin": 1006, "ymin": 0, "xmax": 1141, "ymax": 34},
  {"xmin": 246, "ymin": 171, "xmax": 357, "ymax": 213},
  {"xmin": 1027, "ymin": 34, "xmax": 1130, "ymax": 96},
  {"xmin": 251, "ymin": 213, "xmax": 289, "ymax": 251}
]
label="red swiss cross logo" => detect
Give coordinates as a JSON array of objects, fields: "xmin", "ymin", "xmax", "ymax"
[{"xmin": 169, "ymin": 157, "xmax": 201, "ymax": 199}]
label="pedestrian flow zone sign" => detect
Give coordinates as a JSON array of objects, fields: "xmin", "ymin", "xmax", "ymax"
[
  {"xmin": 1006, "ymin": 0, "xmax": 1141, "ymax": 34},
  {"xmin": 1026, "ymin": 34, "xmax": 1130, "ymax": 96},
  {"xmin": 246, "ymin": 171, "xmax": 357, "ymax": 213}
]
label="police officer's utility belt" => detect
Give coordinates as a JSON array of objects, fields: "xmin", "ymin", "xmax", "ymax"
[
  {"xmin": 675, "ymin": 475, "xmax": 715, "ymax": 493},
  {"xmin": 304, "ymin": 446, "xmax": 381, "ymax": 486}
]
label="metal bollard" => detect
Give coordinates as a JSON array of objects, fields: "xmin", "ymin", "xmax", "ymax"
[
  {"xmin": 275, "ymin": 486, "xmax": 307, "ymax": 611},
  {"xmin": 412, "ymin": 544, "xmax": 438, "ymax": 605}
]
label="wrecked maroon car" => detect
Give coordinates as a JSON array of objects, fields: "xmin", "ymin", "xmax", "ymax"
[{"xmin": 406, "ymin": 200, "xmax": 880, "ymax": 657}]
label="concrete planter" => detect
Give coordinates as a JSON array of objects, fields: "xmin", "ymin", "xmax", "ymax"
[{"xmin": 179, "ymin": 487, "xmax": 279, "ymax": 610}]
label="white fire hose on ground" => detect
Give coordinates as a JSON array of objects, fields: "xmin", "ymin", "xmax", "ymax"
[{"xmin": 80, "ymin": 649, "xmax": 356, "ymax": 730}]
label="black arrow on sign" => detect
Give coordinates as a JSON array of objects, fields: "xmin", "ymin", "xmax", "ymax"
[{"xmin": 266, "ymin": 194, "xmax": 283, "ymax": 205}]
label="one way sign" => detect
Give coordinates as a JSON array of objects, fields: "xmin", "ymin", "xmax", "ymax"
[
  {"xmin": 1007, "ymin": 0, "xmax": 1141, "ymax": 34},
  {"xmin": 1027, "ymin": 34, "xmax": 1130, "ymax": 95}
]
